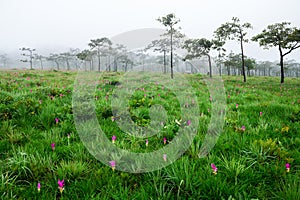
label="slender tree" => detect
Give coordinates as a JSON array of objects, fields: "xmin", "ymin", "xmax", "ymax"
[
  {"xmin": 252, "ymin": 22, "xmax": 300, "ymax": 83},
  {"xmin": 157, "ymin": 13, "xmax": 181, "ymax": 79},
  {"xmin": 19, "ymin": 47, "xmax": 36, "ymax": 69},
  {"xmin": 214, "ymin": 17, "xmax": 252, "ymax": 82},
  {"xmin": 88, "ymin": 38, "xmax": 112, "ymax": 72}
]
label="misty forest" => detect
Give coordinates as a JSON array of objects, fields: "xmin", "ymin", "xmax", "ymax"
[{"xmin": 1, "ymin": 13, "xmax": 300, "ymax": 200}]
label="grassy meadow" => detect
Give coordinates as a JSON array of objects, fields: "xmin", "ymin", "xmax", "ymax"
[{"xmin": 0, "ymin": 69, "xmax": 300, "ymax": 199}]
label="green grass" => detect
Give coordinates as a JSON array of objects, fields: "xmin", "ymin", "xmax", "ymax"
[{"xmin": 0, "ymin": 69, "xmax": 299, "ymax": 199}]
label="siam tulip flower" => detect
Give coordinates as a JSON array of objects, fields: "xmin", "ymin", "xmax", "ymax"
[
  {"xmin": 236, "ymin": 104, "xmax": 239, "ymax": 109},
  {"xmin": 241, "ymin": 126, "xmax": 246, "ymax": 131},
  {"xmin": 163, "ymin": 137, "xmax": 167, "ymax": 145},
  {"xmin": 58, "ymin": 179, "xmax": 64, "ymax": 194},
  {"xmin": 111, "ymin": 116, "xmax": 115, "ymax": 122},
  {"xmin": 211, "ymin": 163, "xmax": 218, "ymax": 175},
  {"xmin": 112, "ymin": 135, "xmax": 116, "ymax": 144},
  {"xmin": 37, "ymin": 182, "xmax": 41, "ymax": 192},
  {"xmin": 158, "ymin": 93, "xmax": 161, "ymax": 97},
  {"xmin": 106, "ymin": 95, "xmax": 108, "ymax": 101},
  {"xmin": 55, "ymin": 118, "xmax": 59, "ymax": 124},
  {"xmin": 286, "ymin": 163, "xmax": 290, "ymax": 172},
  {"xmin": 228, "ymin": 94, "xmax": 230, "ymax": 99},
  {"xmin": 30, "ymin": 89, "xmax": 32, "ymax": 93},
  {"xmin": 109, "ymin": 161, "xmax": 116, "ymax": 171},
  {"xmin": 209, "ymin": 96, "xmax": 212, "ymax": 102},
  {"xmin": 59, "ymin": 93, "xmax": 64, "ymax": 97},
  {"xmin": 67, "ymin": 133, "xmax": 70, "ymax": 146},
  {"xmin": 145, "ymin": 139, "xmax": 148, "ymax": 147},
  {"xmin": 144, "ymin": 93, "xmax": 147, "ymax": 97},
  {"xmin": 51, "ymin": 143, "xmax": 55, "ymax": 151},
  {"xmin": 187, "ymin": 120, "xmax": 191, "ymax": 126},
  {"xmin": 163, "ymin": 154, "xmax": 167, "ymax": 162},
  {"xmin": 260, "ymin": 111, "xmax": 263, "ymax": 116},
  {"xmin": 95, "ymin": 96, "xmax": 98, "ymax": 100},
  {"xmin": 191, "ymin": 99, "xmax": 195, "ymax": 105}
]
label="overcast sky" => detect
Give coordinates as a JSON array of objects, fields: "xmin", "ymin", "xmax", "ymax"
[{"xmin": 0, "ymin": 0, "xmax": 299, "ymax": 61}]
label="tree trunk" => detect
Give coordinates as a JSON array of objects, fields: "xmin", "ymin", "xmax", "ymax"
[
  {"xmin": 97, "ymin": 53, "xmax": 101, "ymax": 72},
  {"xmin": 207, "ymin": 54, "xmax": 212, "ymax": 78},
  {"xmin": 279, "ymin": 46, "xmax": 284, "ymax": 83},
  {"xmin": 170, "ymin": 27, "xmax": 174, "ymax": 79},
  {"xmin": 163, "ymin": 50, "xmax": 166, "ymax": 74},
  {"xmin": 240, "ymin": 39, "xmax": 246, "ymax": 82}
]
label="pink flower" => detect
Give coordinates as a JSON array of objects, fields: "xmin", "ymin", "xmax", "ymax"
[
  {"xmin": 163, "ymin": 137, "xmax": 167, "ymax": 145},
  {"xmin": 55, "ymin": 118, "xmax": 59, "ymax": 124},
  {"xmin": 30, "ymin": 89, "xmax": 32, "ymax": 93},
  {"xmin": 163, "ymin": 154, "xmax": 167, "ymax": 162},
  {"xmin": 59, "ymin": 93, "xmax": 64, "ymax": 97},
  {"xmin": 211, "ymin": 163, "xmax": 218, "ymax": 175},
  {"xmin": 236, "ymin": 104, "xmax": 239, "ymax": 109},
  {"xmin": 58, "ymin": 179, "xmax": 64, "ymax": 194},
  {"xmin": 241, "ymin": 126, "xmax": 245, "ymax": 131},
  {"xmin": 209, "ymin": 96, "xmax": 212, "ymax": 102},
  {"xmin": 37, "ymin": 182, "xmax": 41, "ymax": 192},
  {"xmin": 112, "ymin": 135, "xmax": 116, "ymax": 144},
  {"xmin": 51, "ymin": 143, "xmax": 55, "ymax": 151},
  {"xmin": 228, "ymin": 94, "xmax": 230, "ymax": 99},
  {"xmin": 67, "ymin": 133, "xmax": 70, "ymax": 139},
  {"xmin": 111, "ymin": 116, "xmax": 115, "ymax": 122},
  {"xmin": 106, "ymin": 95, "xmax": 108, "ymax": 101},
  {"xmin": 109, "ymin": 161, "xmax": 116, "ymax": 171},
  {"xmin": 286, "ymin": 163, "xmax": 290, "ymax": 172},
  {"xmin": 260, "ymin": 111, "xmax": 263, "ymax": 116},
  {"xmin": 187, "ymin": 120, "xmax": 191, "ymax": 126},
  {"xmin": 158, "ymin": 94, "xmax": 161, "ymax": 97},
  {"xmin": 145, "ymin": 139, "xmax": 148, "ymax": 147}
]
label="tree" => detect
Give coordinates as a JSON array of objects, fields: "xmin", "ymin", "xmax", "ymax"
[
  {"xmin": 157, "ymin": 13, "xmax": 181, "ymax": 79},
  {"xmin": 88, "ymin": 38, "xmax": 112, "ymax": 72},
  {"xmin": 252, "ymin": 22, "xmax": 300, "ymax": 83},
  {"xmin": 0, "ymin": 54, "xmax": 9, "ymax": 68},
  {"xmin": 214, "ymin": 17, "xmax": 252, "ymax": 82},
  {"xmin": 19, "ymin": 47, "xmax": 36, "ymax": 69},
  {"xmin": 77, "ymin": 49, "xmax": 93, "ymax": 71},
  {"xmin": 183, "ymin": 38, "xmax": 220, "ymax": 77},
  {"xmin": 47, "ymin": 54, "xmax": 62, "ymax": 70},
  {"xmin": 34, "ymin": 53, "xmax": 44, "ymax": 70}
]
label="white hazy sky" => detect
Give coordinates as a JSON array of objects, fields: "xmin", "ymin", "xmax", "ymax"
[{"xmin": 0, "ymin": 0, "xmax": 299, "ymax": 61}]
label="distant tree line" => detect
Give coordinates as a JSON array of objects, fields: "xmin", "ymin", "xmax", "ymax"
[{"xmin": 1, "ymin": 14, "xmax": 299, "ymax": 83}]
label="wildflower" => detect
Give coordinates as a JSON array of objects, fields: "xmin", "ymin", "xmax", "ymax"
[
  {"xmin": 111, "ymin": 116, "xmax": 115, "ymax": 122},
  {"xmin": 38, "ymin": 100, "xmax": 42, "ymax": 104},
  {"xmin": 59, "ymin": 93, "xmax": 64, "ymax": 97},
  {"xmin": 163, "ymin": 137, "xmax": 167, "ymax": 145},
  {"xmin": 51, "ymin": 143, "xmax": 55, "ymax": 151},
  {"xmin": 95, "ymin": 96, "xmax": 98, "ymax": 100},
  {"xmin": 236, "ymin": 104, "xmax": 239, "ymax": 109},
  {"xmin": 211, "ymin": 163, "xmax": 218, "ymax": 175},
  {"xmin": 241, "ymin": 126, "xmax": 245, "ymax": 131},
  {"xmin": 106, "ymin": 95, "xmax": 108, "ymax": 101},
  {"xmin": 37, "ymin": 182, "xmax": 41, "ymax": 192},
  {"xmin": 67, "ymin": 133, "xmax": 70, "ymax": 139},
  {"xmin": 286, "ymin": 163, "xmax": 290, "ymax": 172},
  {"xmin": 209, "ymin": 96, "xmax": 212, "ymax": 102},
  {"xmin": 187, "ymin": 120, "xmax": 191, "ymax": 126},
  {"xmin": 228, "ymin": 94, "xmax": 230, "ymax": 99},
  {"xmin": 55, "ymin": 118, "xmax": 59, "ymax": 124},
  {"xmin": 158, "ymin": 93, "xmax": 161, "ymax": 97},
  {"xmin": 260, "ymin": 111, "xmax": 263, "ymax": 116},
  {"xmin": 30, "ymin": 89, "xmax": 32, "ymax": 93},
  {"xmin": 145, "ymin": 139, "xmax": 148, "ymax": 147},
  {"xmin": 163, "ymin": 154, "xmax": 167, "ymax": 162},
  {"xmin": 58, "ymin": 179, "xmax": 64, "ymax": 194},
  {"xmin": 112, "ymin": 135, "xmax": 116, "ymax": 144},
  {"xmin": 109, "ymin": 161, "xmax": 116, "ymax": 171}
]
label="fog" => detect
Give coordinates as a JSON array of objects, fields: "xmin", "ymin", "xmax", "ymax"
[{"xmin": 0, "ymin": 0, "xmax": 300, "ymax": 68}]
